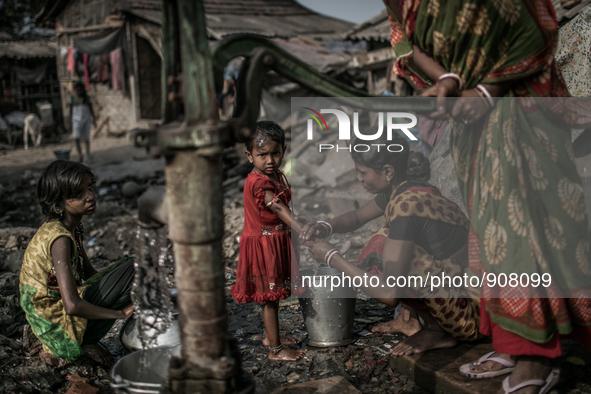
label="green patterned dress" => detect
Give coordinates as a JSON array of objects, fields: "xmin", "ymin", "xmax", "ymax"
[{"xmin": 386, "ymin": 0, "xmax": 591, "ymax": 355}]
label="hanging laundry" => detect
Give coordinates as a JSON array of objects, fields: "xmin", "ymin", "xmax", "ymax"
[
  {"xmin": 110, "ymin": 47, "xmax": 125, "ymax": 94},
  {"xmin": 60, "ymin": 46, "xmax": 68, "ymax": 65},
  {"xmin": 97, "ymin": 54, "xmax": 110, "ymax": 83},
  {"xmin": 67, "ymin": 46, "xmax": 75, "ymax": 72},
  {"xmin": 83, "ymin": 53, "xmax": 90, "ymax": 89},
  {"xmin": 13, "ymin": 64, "xmax": 48, "ymax": 84},
  {"xmin": 87, "ymin": 55, "xmax": 100, "ymax": 83}
]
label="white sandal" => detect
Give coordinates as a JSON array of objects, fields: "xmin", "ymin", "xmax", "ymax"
[
  {"xmin": 459, "ymin": 351, "xmax": 516, "ymax": 379},
  {"xmin": 501, "ymin": 368, "xmax": 560, "ymax": 394}
]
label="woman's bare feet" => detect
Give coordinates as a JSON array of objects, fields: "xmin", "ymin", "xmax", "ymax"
[
  {"xmin": 268, "ymin": 347, "xmax": 307, "ymax": 361},
  {"xmin": 371, "ymin": 305, "xmax": 422, "ymax": 336},
  {"xmin": 497, "ymin": 357, "xmax": 553, "ymax": 394},
  {"xmin": 390, "ymin": 328, "xmax": 457, "ymax": 356},
  {"xmin": 81, "ymin": 343, "xmax": 113, "ymax": 366},
  {"xmin": 262, "ymin": 336, "xmax": 299, "ymax": 346}
]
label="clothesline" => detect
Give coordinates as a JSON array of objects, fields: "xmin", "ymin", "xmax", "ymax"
[
  {"xmin": 64, "ymin": 27, "xmax": 130, "ymax": 93},
  {"xmin": 65, "ymin": 45, "xmax": 125, "ymax": 94}
]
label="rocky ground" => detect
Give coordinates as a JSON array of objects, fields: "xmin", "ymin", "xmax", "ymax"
[
  {"xmin": 3, "ymin": 131, "xmax": 590, "ymax": 394},
  {"xmin": 0, "ymin": 134, "xmax": 425, "ymax": 394}
]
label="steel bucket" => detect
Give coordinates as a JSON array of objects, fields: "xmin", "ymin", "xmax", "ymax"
[
  {"xmin": 298, "ymin": 267, "xmax": 357, "ymax": 347},
  {"xmin": 111, "ymin": 344, "xmax": 180, "ymax": 394},
  {"xmin": 53, "ymin": 148, "xmax": 71, "ymax": 160}
]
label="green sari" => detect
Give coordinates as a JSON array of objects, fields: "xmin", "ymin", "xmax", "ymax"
[{"xmin": 386, "ymin": 0, "xmax": 591, "ymax": 350}]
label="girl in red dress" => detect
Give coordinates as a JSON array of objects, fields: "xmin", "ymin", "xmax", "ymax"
[{"xmin": 230, "ymin": 121, "xmax": 307, "ymax": 361}]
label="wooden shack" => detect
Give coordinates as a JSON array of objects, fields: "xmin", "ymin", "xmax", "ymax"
[
  {"xmin": 37, "ymin": 0, "xmax": 354, "ymax": 133},
  {"xmin": 0, "ymin": 31, "xmax": 61, "ymax": 121}
]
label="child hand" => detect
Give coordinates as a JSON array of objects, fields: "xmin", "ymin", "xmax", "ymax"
[{"xmin": 299, "ymin": 222, "xmax": 329, "ymax": 241}]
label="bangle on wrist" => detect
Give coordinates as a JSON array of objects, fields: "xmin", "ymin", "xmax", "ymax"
[
  {"xmin": 317, "ymin": 221, "xmax": 333, "ymax": 237},
  {"xmin": 325, "ymin": 249, "xmax": 340, "ymax": 268},
  {"xmin": 475, "ymin": 84, "xmax": 495, "ymax": 109},
  {"xmin": 326, "ymin": 249, "xmax": 341, "ymax": 268},
  {"xmin": 437, "ymin": 73, "xmax": 463, "ymax": 91}
]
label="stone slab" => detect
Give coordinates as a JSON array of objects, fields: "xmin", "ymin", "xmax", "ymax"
[
  {"xmin": 388, "ymin": 341, "xmax": 506, "ymax": 394},
  {"xmin": 270, "ymin": 376, "xmax": 361, "ymax": 394}
]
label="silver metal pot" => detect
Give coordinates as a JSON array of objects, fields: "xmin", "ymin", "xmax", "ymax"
[
  {"xmin": 120, "ymin": 312, "xmax": 180, "ymax": 351},
  {"xmin": 120, "ymin": 288, "xmax": 180, "ymax": 351},
  {"xmin": 111, "ymin": 344, "xmax": 180, "ymax": 394},
  {"xmin": 298, "ymin": 267, "xmax": 357, "ymax": 347}
]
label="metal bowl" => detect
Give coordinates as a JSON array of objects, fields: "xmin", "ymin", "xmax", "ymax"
[
  {"xmin": 120, "ymin": 312, "xmax": 180, "ymax": 351},
  {"xmin": 120, "ymin": 288, "xmax": 180, "ymax": 351}
]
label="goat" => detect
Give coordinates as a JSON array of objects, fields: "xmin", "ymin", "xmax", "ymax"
[{"xmin": 23, "ymin": 113, "xmax": 42, "ymax": 150}]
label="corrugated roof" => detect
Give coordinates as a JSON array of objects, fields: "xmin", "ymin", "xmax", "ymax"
[
  {"xmin": 345, "ymin": 10, "xmax": 389, "ymax": 42},
  {"xmin": 203, "ymin": 0, "xmax": 352, "ymax": 38},
  {"xmin": 0, "ymin": 31, "xmax": 15, "ymax": 40},
  {"xmin": 204, "ymin": 13, "xmax": 352, "ymax": 38},
  {"xmin": 41, "ymin": 0, "xmax": 352, "ymax": 39},
  {"xmin": 0, "ymin": 36, "xmax": 57, "ymax": 59},
  {"xmin": 129, "ymin": 9, "xmax": 352, "ymax": 39},
  {"xmin": 203, "ymin": 0, "xmax": 309, "ymax": 15}
]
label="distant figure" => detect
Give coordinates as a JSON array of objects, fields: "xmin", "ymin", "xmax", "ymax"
[
  {"xmin": 70, "ymin": 82, "xmax": 96, "ymax": 163},
  {"xmin": 23, "ymin": 113, "xmax": 42, "ymax": 150}
]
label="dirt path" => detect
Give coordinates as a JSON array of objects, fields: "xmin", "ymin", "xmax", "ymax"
[{"xmin": 0, "ymin": 134, "xmax": 145, "ymax": 181}]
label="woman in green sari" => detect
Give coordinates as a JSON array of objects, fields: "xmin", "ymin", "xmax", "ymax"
[{"xmin": 383, "ymin": 0, "xmax": 591, "ymax": 392}]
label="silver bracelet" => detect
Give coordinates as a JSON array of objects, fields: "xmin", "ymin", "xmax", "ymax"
[
  {"xmin": 269, "ymin": 344, "xmax": 284, "ymax": 354},
  {"xmin": 437, "ymin": 73, "xmax": 463, "ymax": 91},
  {"xmin": 317, "ymin": 221, "xmax": 333, "ymax": 237}
]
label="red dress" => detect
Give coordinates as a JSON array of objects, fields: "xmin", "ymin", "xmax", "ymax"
[{"xmin": 230, "ymin": 170, "xmax": 300, "ymax": 304}]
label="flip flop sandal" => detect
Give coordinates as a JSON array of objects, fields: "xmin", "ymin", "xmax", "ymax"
[
  {"xmin": 459, "ymin": 351, "xmax": 516, "ymax": 379},
  {"xmin": 501, "ymin": 368, "xmax": 560, "ymax": 394}
]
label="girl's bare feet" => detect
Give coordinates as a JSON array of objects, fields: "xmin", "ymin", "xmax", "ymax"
[
  {"xmin": 262, "ymin": 336, "xmax": 299, "ymax": 346},
  {"xmin": 81, "ymin": 343, "xmax": 113, "ymax": 366},
  {"xmin": 268, "ymin": 347, "xmax": 307, "ymax": 361},
  {"xmin": 390, "ymin": 327, "xmax": 457, "ymax": 356},
  {"xmin": 371, "ymin": 305, "xmax": 422, "ymax": 336}
]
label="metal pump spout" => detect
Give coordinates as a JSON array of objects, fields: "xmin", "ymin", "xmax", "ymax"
[
  {"xmin": 133, "ymin": 0, "xmax": 253, "ymax": 392},
  {"xmin": 132, "ymin": 1, "xmax": 448, "ymax": 393}
]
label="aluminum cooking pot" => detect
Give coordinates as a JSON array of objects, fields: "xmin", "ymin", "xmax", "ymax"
[
  {"xmin": 120, "ymin": 288, "xmax": 180, "ymax": 351},
  {"xmin": 111, "ymin": 344, "xmax": 180, "ymax": 393}
]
